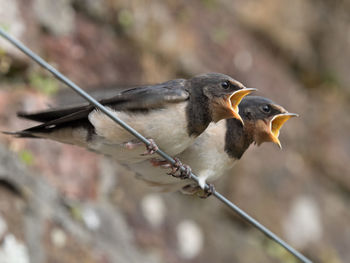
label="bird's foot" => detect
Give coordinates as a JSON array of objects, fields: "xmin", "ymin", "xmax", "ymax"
[
  {"xmin": 165, "ymin": 158, "xmax": 192, "ymax": 179},
  {"xmin": 166, "ymin": 157, "xmax": 182, "ymax": 176},
  {"xmin": 123, "ymin": 139, "xmax": 159, "ymax": 155},
  {"xmin": 198, "ymin": 183, "xmax": 215, "ymax": 199},
  {"xmin": 141, "ymin": 139, "xmax": 159, "ymax": 156},
  {"xmin": 181, "ymin": 184, "xmax": 201, "ymax": 195},
  {"xmin": 178, "ymin": 164, "xmax": 192, "ymax": 180},
  {"xmin": 150, "ymin": 158, "xmax": 170, "ymax": 168},
  {"xmin": 123, "ymin": 140, "xmax": 143, "ymax": 150}
]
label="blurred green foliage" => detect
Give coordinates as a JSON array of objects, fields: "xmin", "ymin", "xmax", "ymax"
[
  {"xmin": 201, "ymin": 0, "xmax": 218, "ymax": 9},
  {"xmin": 0, "ymin": 24, "xmax": 10, "ymax": 32},
  {"xmin": 69, "ymin": 204, "xmax": 83, "ymax": 222},
  {"xmin": 28, "ymin": 71, "xmax": 59, "ymax": 96},
  {"xmin": 118, "ymin": 9, "xmax": 134, "ymax": 30},
  {"xmin": 211, "ymin": 28, "xmax": 229, "ymax": 44},
  {"xmin": 266, "ymin": 240, "xmax": 298, "ymax": 263},
  {"xmin": 19, "ymin": 149, "xmax": 34, "ymax": 165}
]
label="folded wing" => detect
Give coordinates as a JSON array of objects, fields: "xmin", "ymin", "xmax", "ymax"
[{"xmin": 14, "ymin": 79, "xmax": 189, "ymax": 137}]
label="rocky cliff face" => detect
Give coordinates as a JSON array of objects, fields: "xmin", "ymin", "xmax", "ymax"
[{"xmin": 0, "ymin": 0, "xmax": 349, "ymax": 262}]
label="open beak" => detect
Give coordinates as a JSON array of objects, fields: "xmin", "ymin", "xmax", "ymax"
[
  {"xmin": 269, "ymin": 113, "xmax": 298, "ymax": 149},
  {"xmin": 229, "ymin": 88, "xmax": 257, "ymax": 123}
]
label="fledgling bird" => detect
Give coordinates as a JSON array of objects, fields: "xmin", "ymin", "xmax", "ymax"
[
  {"xmin": 6, "ymin": 73, "xmax": 254, "ymax": 164},
  {"xmin": 126, "ymin": 96, "xmax": 298, "ymax": 194}
]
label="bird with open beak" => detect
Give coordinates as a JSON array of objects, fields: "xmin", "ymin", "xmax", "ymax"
[
  {"xmin": 5, "ymin": 73, "xmax": 254, "ymax": 164},
  {"xmin": 127, "ymin": 96, "xmax": 298, "ymax": 195}
]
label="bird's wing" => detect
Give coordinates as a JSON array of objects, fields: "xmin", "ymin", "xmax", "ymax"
[
  {"xmin": 13, "ymin": 79, "xmax": 189, "ymax": 135},
  {"xmin": 19, "ymin": 79, "xmax": 188, "ymax": 122}
]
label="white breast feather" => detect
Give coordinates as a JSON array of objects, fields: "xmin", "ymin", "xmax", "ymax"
[
  {"xmin": 129, "ymin": 120, "xmax": 236, "ymax": 190},
  {"xmin": 87, "ymin": 103, "xmax": 195, "ymax": 163}
]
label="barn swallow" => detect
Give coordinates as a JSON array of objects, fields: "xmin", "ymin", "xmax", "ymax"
[
  {"xmin": 5, "ymin": 73, "xmax": 255, "ymax": 164},
  {"xmin": 126, "ymin": 96, "xmax": 298, "ymax": 194}
]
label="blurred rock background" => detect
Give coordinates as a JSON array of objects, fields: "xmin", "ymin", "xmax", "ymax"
[{"xmin": 0, "ymin": 0, "xmax": 349, "ymax": 262}]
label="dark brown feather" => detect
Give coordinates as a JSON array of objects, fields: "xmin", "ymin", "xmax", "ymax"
[
  {"xmin": 13, "ymin": 79, "xmax": 189, "ymax": 136},
  {"xmin": 18, "ymin": 79, "xmax": 188, "ymax": 123}
]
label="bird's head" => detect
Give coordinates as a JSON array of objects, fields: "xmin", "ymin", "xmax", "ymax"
[
  {"xmin": 239, "ymin": 96, "xmax": 298, "ymax": 149},
  {"xmin": 188, "ymin": 73, "xmax": 256, "ymax": 123}
]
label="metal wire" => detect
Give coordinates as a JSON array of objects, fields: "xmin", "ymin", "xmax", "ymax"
[{"xmin": 0, "ymin": 28, "xmax": 312, "ymax": 263}]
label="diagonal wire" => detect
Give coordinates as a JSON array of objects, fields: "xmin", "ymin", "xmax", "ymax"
[{"xmin": 0, "ymin": 28, "xmax": 312, "ymax": 263}]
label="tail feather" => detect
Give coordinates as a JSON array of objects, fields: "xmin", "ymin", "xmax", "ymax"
[
  {"xmin": 17, "ymin": 105, "xmax": 88, "ymax": 123},
  {"xmin": 3, "ymin": 108, "xmax": 94, "ymax": 141},
  {"xmin": 2, "ymin": 131, "xmax": 40, "ymax": 138}
]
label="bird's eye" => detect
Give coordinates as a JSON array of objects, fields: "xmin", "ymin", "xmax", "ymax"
[
  {"xmin": 262, "ymin": 105, "xmax": 271, "ymax": 113},
  {"xmin": 221, "ymin": 81, "xmax": 230, "ymax": 89}
]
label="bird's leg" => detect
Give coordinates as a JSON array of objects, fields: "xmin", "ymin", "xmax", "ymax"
[
  {"xmin": 181, "ymin": 183, "xmax": 215, "ymax": 198},
  {"xmin": 150, "ymin": 157, "xmax": 192, "ymax": 179},
  {"xmin": 123, "ymin": 139, "xmax": 143, "ymax": 150},
  {"xmin": 150, "ymin": 158, "xmax": 171, "ymax": 168},
  {"xmin": 178, "ymin": 164, "xmax": 192, "ymax": 179},
  {"xmin": 166, "ymin": 157, "xmax": 183, "ymax": 176},
  {"xmin": 181, "ymin": 184, "xmax": 201, "ymax": 195},
  {"xmin": 168, "ymin": 159, "xmax": 192, "ymax": 180},
  {"xmin": 141, "ymin": 139, "xmax": 159, "ymax": 155},
  {"xmin": 198, "ymin": 183, "xmax": 215, "ymax": 199},
  {"xmin": 123, "ymin": 139, "xmax": 159, "ymax": 155}
]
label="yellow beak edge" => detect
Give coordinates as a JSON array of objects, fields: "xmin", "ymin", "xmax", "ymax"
[
  {"xmin": 229, "ymin": 88, "xmax": 257, "ymax": 124},
  {"xmin": 270, "ymin": 113, "xmax": 299, "ymax": 149}
]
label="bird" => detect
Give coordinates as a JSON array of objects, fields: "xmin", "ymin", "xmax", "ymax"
[
  {"xmin": 5, "ymin": 73, "xmax": 255, "ymax": 164},
  {"xmin": 126, "ymin": 96, "xmax": 298, "ymax": 195}
]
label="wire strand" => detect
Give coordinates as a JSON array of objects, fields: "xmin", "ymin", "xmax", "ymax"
[{"xmin": 0, "ymin": 28, "xmax": 312, "ymax": 263}]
